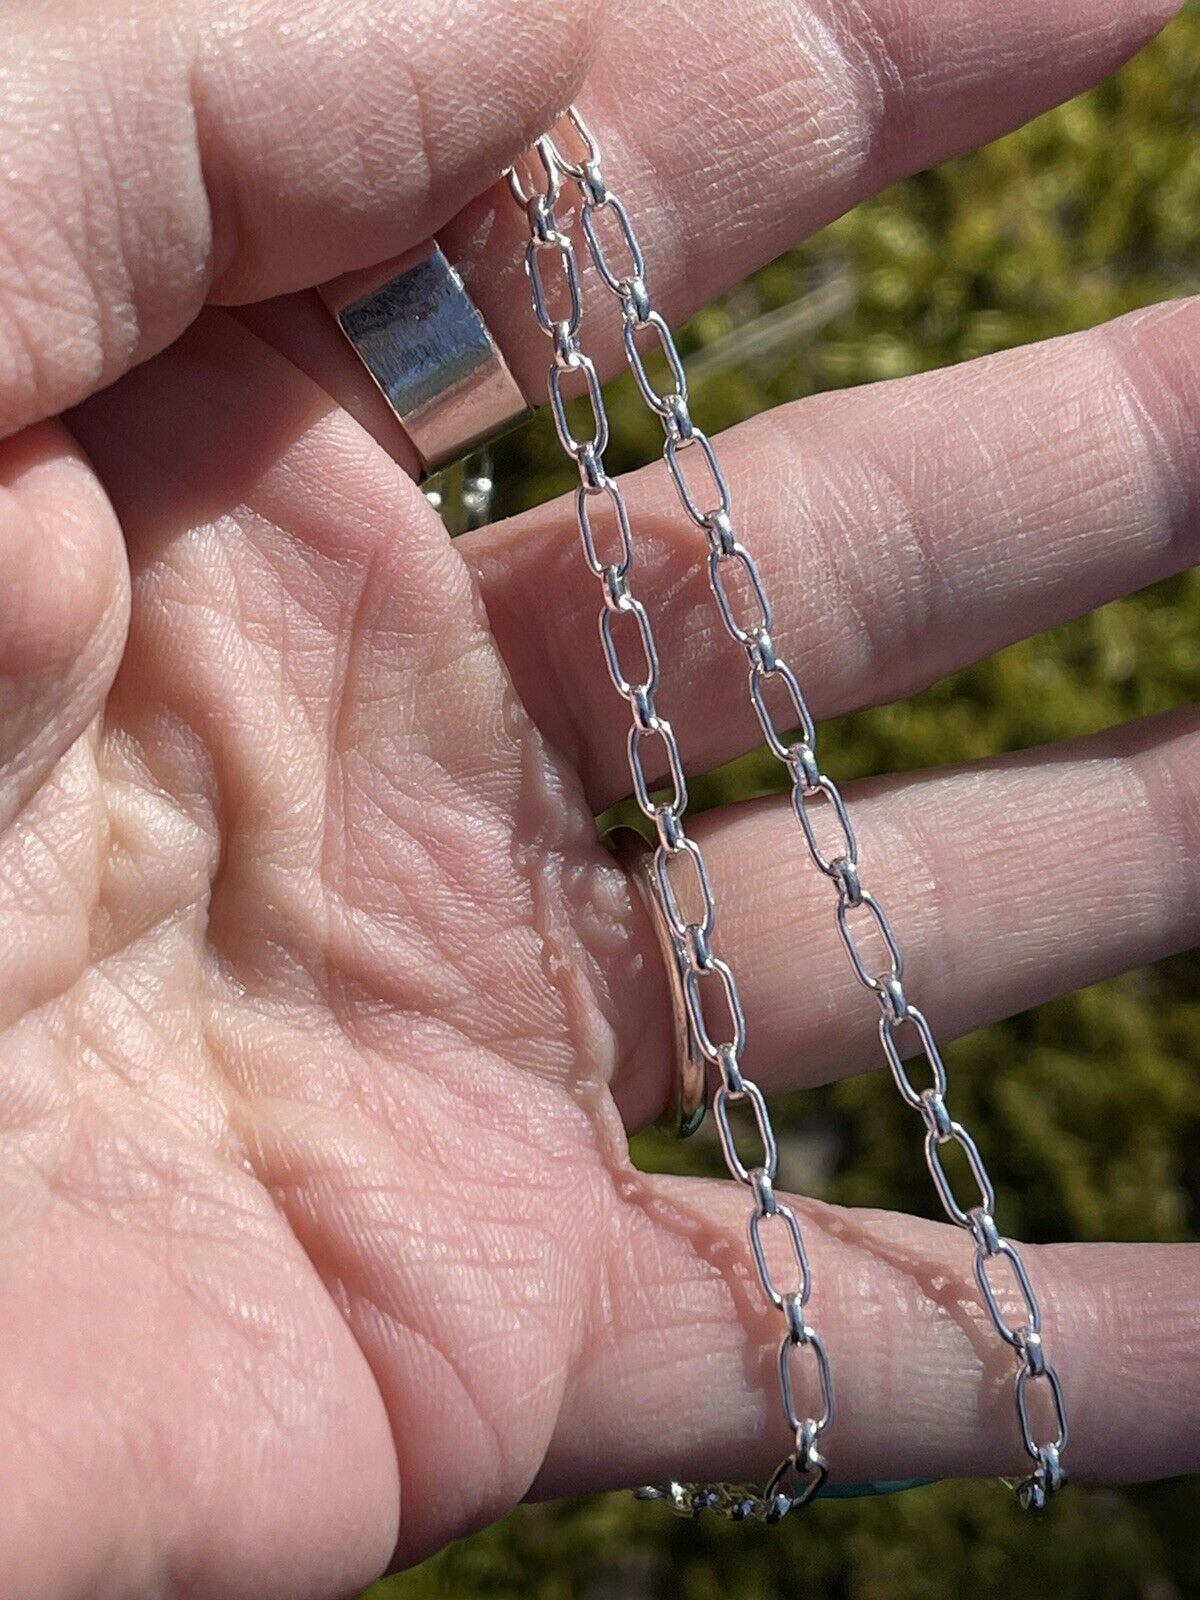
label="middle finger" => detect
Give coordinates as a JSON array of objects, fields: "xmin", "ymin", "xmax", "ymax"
[{"xmin": 468, "ymin": 298, "xmax": 1200, "ymax": 808}]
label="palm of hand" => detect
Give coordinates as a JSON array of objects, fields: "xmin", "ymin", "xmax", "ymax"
[{"xmin": 11, "ymin": 311, "xmax": 658, "ymax": 1595}]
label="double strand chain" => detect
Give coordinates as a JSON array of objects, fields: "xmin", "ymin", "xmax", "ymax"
[
  {"xmin": 509, "ymin": 137, "xmax": 833, "ymax": 1524},
  {"xmin": 509, "ymin": 109, "xmax": 1066, "ymax": 1516}
]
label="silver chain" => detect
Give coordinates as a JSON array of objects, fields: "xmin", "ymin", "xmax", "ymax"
[
  {"xmin": 508, "ymin": 107, "xmax": 1066, "ymax": 1517},
  {"xmin": 508, "ymin": 135, "xmax": 831, "ymax": 1524}
]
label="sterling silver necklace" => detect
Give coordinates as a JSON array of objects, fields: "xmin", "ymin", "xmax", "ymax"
[{"xmin": 506, "ymin": 107, "xmax": 1068, "ymax": 1522}]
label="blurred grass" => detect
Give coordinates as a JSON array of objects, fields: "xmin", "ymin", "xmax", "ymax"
[{"xmin": 366, "ymin": 9, "xmax": 1200, "ymax": 1598}]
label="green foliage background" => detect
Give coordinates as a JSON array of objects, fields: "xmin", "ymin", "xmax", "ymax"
[{"xmin": 368, "ymin": 11, "xmax": 1200, "ymax": 1598}]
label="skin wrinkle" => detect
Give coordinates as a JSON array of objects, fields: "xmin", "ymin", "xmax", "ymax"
[
  {"xmin": 839, "ymin": 0, "xmax": 907, "ymax": 108},
  {"xmin": 385, "ymin": 4, "xmax": 435, "ymax": 218},
  {"xmin": 43, "ymin": 16, "xmax": 201, "ymax": 411},
  {"xmin": 885, "ymin": 767, "xmax": 968, "ymax": 1017},
  {"xmin": 497, "ymin": 585, "xmax": 636, "ymax": 1109},
  {"xmin": 0, "ymin": 122, "xmax": 103, "ymax": 413},
  {"xmin": 576, "ymin": 8, "xmax": 684, "ymax": 276},
  {"xmin": 255, "ymin": 1132, "xmax": 506, "ymax": 1548},
  {"xmin": 82, "ymin": 50, "xmax": 166, "ymax": 389},
  {"xmin": 35, "ymin": 1093, "xmax": 308, "ymax": 1372},
  {"xmin": 122, "ymin": 580, "xmax": 324, "ymax": 1011},
  {"xmin": 797, "ymin": 361, "xmax": 1097, "ymax": 693},
  {"xmin": 1100, "ymin": 305, "xmax": 1192, "ymax": 561},
  {"xmin": 790, "ymin": 440, "xmax": 890, "ymax": 695},
  {"xmin": 914, "ymin": 392, "xmax": 1016, "ymax": 592},
  {"xmin": 463, "ymin": 0, "xmax": 892, "ymax": 411},
  {"xmin": 191, "ymin": 0, "xmax": 597, "ymax": 304},
  {"xmin": 320, "ymin": 755, "xmax": 575, "ymax": 1053},
  {"xmin": 449, "ymin": 0, "xmax": 1174, "ymax": 415},
  {"xmin": 366, "ymin": 1300, "xmax": 512, "ymax": 1527},
  {"xmin": 59, "ymin": 83, "xmax": 123, "ymax": 384},
  {"xmin": 5, "ymin": 759, "xmax": 100, "ymax": 916},
  {"xmin": 0, "ymin": 472, "xmax": 102, "ymax": 673},
  {"xmin": 296, "ymin": 436, "xmax": 627, "ymax": 1088},
  {"xmin": 618, "ymin": 1172, "xmax": 788, "ymax": 1452},
  {"xmin": 791, "ymin": 412, "xmax": 945, "ymax": 696},
  {"xmin": 1135, "ymin": 731, "xmax": 1200, "ymax": 937},
  {"xmin": 801, "ymin": 0, "xmax": 894, "ymax": 184},
  {"xmin": 267, "ymin": 1082, "xmax": 591, "ymax": 1533},
  {"xmin": 72, "ymin": 940, "xmax": 201, "ymax": 1099}
]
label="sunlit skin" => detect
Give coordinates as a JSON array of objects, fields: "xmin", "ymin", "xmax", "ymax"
[{"xmin": 0, "ymin": 1, "xmax": 1198, "ymax": 1596}]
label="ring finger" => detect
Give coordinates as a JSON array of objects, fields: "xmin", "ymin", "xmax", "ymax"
[{"xmin": 608, "ymin": 701, "xmax": 1200, "ymax": 1129}]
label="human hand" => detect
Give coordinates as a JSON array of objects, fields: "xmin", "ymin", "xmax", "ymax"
[{"xmin": 2, "ymin": 1, "xmax": 1198, "ymax": 1595}]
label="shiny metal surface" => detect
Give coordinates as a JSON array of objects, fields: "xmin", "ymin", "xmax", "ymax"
[{"xmin": 321, "ymin": 241, "xmax": 529, "ymax": 478}]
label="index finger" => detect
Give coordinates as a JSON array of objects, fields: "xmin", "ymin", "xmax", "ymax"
[{"xmin": 0, "ymin": 0, "xmax": 596, "ymax": 438}]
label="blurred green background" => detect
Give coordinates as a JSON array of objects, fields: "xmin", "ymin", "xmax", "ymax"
[{"xmin": 368, "ymin": 8, "xmax": 1200, "ymax": 1597}]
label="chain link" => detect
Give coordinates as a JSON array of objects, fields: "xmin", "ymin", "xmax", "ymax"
[
  {"xmin": 527, "ymin": 104, "xmax": 1069, "ymax": 1515},
  {"xmin": 508, "ymin": 115, "xmax": 833, "ymax": 1522}
]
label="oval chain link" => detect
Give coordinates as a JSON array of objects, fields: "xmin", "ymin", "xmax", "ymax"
[
  {"xmin": 531, "ymin": 106, "xmax": 1067, "ymax": 1515},
  {"xmin": 508, "ymin": 120, "xmax": 833, "ymax": 1523}
]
